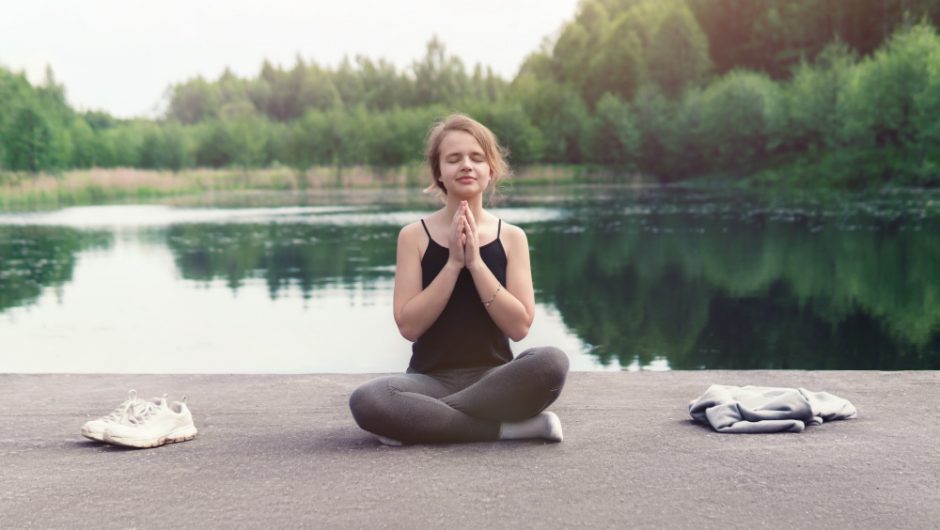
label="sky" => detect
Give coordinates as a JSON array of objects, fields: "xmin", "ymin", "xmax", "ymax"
[{"xmin": 1, "ymin": 0, "xmax": 581, "ymax": 118}]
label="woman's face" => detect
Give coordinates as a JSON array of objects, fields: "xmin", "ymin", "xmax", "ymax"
[{"xmin": 437, "ymin": 131, "xmax": 492, "ymax": 198}]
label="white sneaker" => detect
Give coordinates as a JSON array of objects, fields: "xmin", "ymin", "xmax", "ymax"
[
  {"xmin": 103, "ymin": 397, "xmax": 198, "ymax": 449},
  {"xmin": 81, "ymin": 390, "xmax": 163, "ymax": 442}
]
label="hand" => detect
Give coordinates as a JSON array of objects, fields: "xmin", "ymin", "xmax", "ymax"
[
  {"xmin": 462, "ymin": 202, "xmax": 482, "ymax": 270},
  {"xmin": 447, "ymin": 204, "xmax": 466, "ymax": 268}
]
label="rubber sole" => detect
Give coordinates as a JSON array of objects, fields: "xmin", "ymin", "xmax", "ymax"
[
  {"xmin": 104, "ymin": 425, "xmax": 198, "ymax": 449},
  {"xmin": 81, "ymin": 431, "xmax": 105, "ymax": 442}
]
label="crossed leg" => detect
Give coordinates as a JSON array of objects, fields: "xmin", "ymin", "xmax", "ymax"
[{"xmin": 349, "ymin": 347, "xmax": 569, "ymax": 445}]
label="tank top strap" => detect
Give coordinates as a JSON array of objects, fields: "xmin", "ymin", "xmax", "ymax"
[{"xmin": 419, "ymin": 219, "xmax": 432, "ymax": 241}]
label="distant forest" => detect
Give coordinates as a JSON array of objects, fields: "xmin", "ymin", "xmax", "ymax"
[{"xmin": 3, "ymin": 0, "xmax": 940, "ymax": 188}]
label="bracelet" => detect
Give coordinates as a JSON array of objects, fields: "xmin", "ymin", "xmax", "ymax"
[{"xmin": 482, "ymin": 285, "xmax": 501, "ymax": 308}]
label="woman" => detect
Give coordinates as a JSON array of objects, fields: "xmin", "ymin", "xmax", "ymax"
[{"xmin": 349, "ymin": 114, "xmax": 568, "ymax": 445}]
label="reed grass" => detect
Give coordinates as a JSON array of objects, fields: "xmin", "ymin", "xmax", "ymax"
[{"xmin": 0, "ymin": 164, "xmax": 594, "ymax": 210}]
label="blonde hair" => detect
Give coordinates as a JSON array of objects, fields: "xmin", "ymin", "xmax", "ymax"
[{"xmin": 424, "ymin": 113, "xmax": 510, "ymax": 196}]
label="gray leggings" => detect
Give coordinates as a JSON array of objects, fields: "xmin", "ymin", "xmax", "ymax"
[{"xmin": 349, "ymin": 347, "xmax": 569, "ymax": 444}]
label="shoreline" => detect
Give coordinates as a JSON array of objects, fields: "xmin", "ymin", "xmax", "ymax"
[
  {"xmin": 3, "ymin": 165, "xmax": 935, "ymax": 212},
  {"xmin": 0, "ymin": 164, "xmax": 629, "ymax": 210}
]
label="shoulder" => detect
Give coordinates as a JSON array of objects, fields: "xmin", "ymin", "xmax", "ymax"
[
  {"xmin": 398, "ymin": 221, "xmax": 427, "ymax": 250},
  {"xmin": 500, "ymin": 221, "xmax": 527, "ymax": 241},
  {"xmin": 498, "ymin": 221, "xmax": 529, "ymax": 255},
  {"xmin": 399, "ymin": 221, "xmax": 424, "ymax": 238}
]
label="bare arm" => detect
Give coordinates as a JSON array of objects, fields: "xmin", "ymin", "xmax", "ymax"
[
  {"xmin": 466, "ymin": 222, "xmax": 536, "ymax": 342},
  {"xmin": 392, "ymin": 212, "xmax": 467, "ymax": 341}
]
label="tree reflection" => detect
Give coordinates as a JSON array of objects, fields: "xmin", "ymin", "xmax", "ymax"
[
  {"xmin": 528, "ymin": 204, "xmax": 940, "ymax": 370},
  {"xmin": 159, "ymin": 195, "xmax": 940, "ymax": 369},
  {"xmin": 0, "ymin": 226, "xmax": 111, "ymax": 312},
  {"xmin": 165, "ymin": 223, "xmax": 397, "ymax": 299}
]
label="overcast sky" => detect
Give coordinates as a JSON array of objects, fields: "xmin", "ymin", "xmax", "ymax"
[{"xmin": 1, "ymin": 0, "xmax": 580, "ymax": 118}]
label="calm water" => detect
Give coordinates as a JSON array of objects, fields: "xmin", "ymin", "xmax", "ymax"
[{"xmin": 2, "ymin": 186, "xmax": 939, "ymax": 372}]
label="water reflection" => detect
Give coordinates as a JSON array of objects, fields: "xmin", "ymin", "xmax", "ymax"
[
  {"xmin": 0, "ymin": 226, "xmax": 111, "ymax": 312},
  {"xmin": 1, "ymin": 188, "xmax": 938, "ymax": 371},
  {"xmin": 165, "ymin": 223, "xmax": 397, "ymax": 297},
  {"xmin": 527, "ymin": 193, "xmax": 940, "ymax": 369}
]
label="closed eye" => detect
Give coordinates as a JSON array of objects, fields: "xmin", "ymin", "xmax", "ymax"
[{"xmin": 444, "ymin": 152, "xmax": 486, "ymax": 163}]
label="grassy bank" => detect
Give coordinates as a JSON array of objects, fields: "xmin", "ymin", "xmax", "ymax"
[
  {"xmin": 0, "ymin": 165, "xmax": 411, "ymax": 210},
  {"xmin": 0, "ymin": 164, "xmax": 624, "ymax": 210}
]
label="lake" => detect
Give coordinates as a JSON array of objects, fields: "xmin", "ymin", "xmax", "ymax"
[{"xmin": 2, "ymin": 185, "xmax": 938, "ymax": 372}]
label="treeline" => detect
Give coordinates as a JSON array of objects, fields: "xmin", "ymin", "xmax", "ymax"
[
  {"xmin": 0, "ymin": 39, "xmax": 516, "ymax": 172},
  {"xmin": 3, "ymin": 0, "xmax": 940, "ymax": 187}
]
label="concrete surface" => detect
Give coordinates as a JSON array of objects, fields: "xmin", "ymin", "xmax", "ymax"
[{"xmin": 1, "ymin": 371, "xmax": 938, "ymax": 529}]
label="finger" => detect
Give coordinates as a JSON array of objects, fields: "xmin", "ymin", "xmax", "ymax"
[
  {"xmin": 464, "ymin": 207, "xmax": 478, "ymax": 234},
  {"xmin": 463, "ymin": 219, "xmax": 476, "ymax": 245},
  {"xmin": 456, "ymin": 202, "xmax": 468, "ymax": 221}
]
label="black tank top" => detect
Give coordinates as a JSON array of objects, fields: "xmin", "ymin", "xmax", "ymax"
[{"xmin": 408, "ymin": 219, "xmax": 513, "ymax": 373}]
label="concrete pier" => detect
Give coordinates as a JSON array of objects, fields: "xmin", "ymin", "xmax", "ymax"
[{"xmin": 2, "ymin": 371, "xmax": 938, "ymax": 529}]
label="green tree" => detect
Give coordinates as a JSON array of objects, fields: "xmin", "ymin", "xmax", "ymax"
[
  {"xmin": 168, "ymin": 76, "xmax": 220, "ymax": 124},
  {"xmin": 137, "ymin": 122, "xmax": 191, "ymax": 171},
  {"xmin": 696, "ymin": 70, "xmax": 781, "ymax": 172},
  {"xmin": 838, "ymin": 22, "xmax": 940, "ymax": 150},
  {"xmin": 355, "ymin": 57, "xmax": 413, "ymax": 110},
  {"xmin": 632, "ymin": 84, "xmax": 682, "ymax": 178},
  {"xmin": 646, "ymin": 4, "xmax": 712, "ymax": 97},
  {"xmin": 286, "ymin": 110, "xmax": 326, "ymax": 171},
  {"xmin": 913, "ymin": 32, "xmax": 940, "ymax": 182},
  {"xmin": 586, "ymin": 93, "xmax": 639, "ymax": 166},
  {"xmin": 5, "ymin": 105, "xmax": 58, "ymax": 171},
  {"xmin": 511, "ymin": 76, "xmax": 591, "ymax": 163},
  {"xmin": 412, "ymin": 37, "xmax": 470, "ymax": 106},
  {"xmin": 69, "ymin": 118, "xmax": 98, "ymax": 168},
  {"xmin": 583, "ymin": 16, "xmax": 645, "ymax": 104},
  {"xmin": 779, "ymin": 41, "xmax": 857, "ymax": 153}
]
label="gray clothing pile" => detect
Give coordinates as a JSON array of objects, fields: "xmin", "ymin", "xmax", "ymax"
[{"xmin": 689, "ymin": 384, "xmax": 858, "ymax": 433}]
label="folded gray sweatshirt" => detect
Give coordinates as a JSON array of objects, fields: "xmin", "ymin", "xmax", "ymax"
[{"xmin": 688, "ymin": 384, "xmax": 858, "ymax": 433}]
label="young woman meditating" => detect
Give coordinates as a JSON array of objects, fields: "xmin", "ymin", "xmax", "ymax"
[{"xmin": 349, "ymin": 114, "xmax": 568, "ymax": 445}]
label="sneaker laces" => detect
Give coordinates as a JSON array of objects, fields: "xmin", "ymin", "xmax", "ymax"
[
  {"xmin": 127, "ymin": 394, "xmax": 168, "ymax": 425},
  {"xmin": 100, "ymin": 390, "xmax": 139, "ymax": 423}
]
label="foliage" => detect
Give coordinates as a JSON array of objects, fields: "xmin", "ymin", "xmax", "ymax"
[
  {"xmin": 695, "ymin": 70, "xmax": 781, "ymax": 174},
  {"xmin": 585, "ymin": 93, "xmax": 639, "ymax": 166},
  {"xmin": 3, "ymin": 5, "xmax": 940, "ymax": 189}
]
